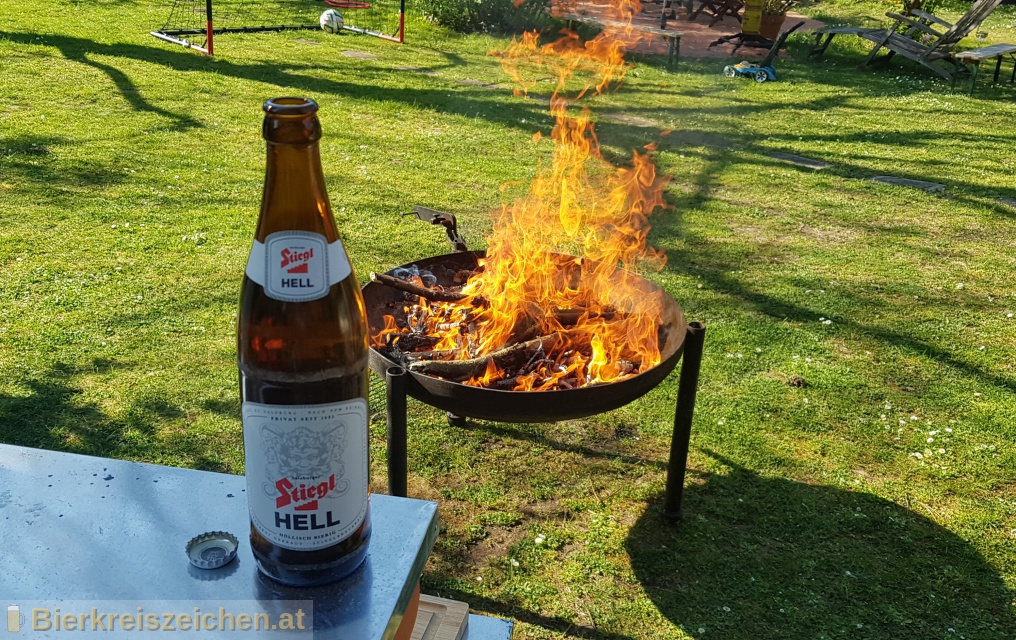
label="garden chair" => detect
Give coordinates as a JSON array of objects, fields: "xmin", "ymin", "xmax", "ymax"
[{"xmin": 808, "ymin": 0, "xmax": 1004, "ymax": 81}]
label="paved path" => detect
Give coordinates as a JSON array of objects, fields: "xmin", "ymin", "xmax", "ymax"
[{"xmin": 556, "ymin": 0, "xmax": 825, "ymax": 60}]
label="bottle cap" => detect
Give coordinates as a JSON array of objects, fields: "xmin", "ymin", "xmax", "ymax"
[{"xmin": 185, "ymin": 531, "xmax": 238, "ymax": 570}]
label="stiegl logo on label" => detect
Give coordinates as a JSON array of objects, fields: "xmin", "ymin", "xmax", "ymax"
[
  {"xmin": 276, "ymin": 474, "xmax": 337, "ymax": 510},
  {"xmin": 265, "ymin": 232, "xmax": 327, "ymax": 301},
  {"xmin": 276, "ymin": 243, "xmax": 318, "ymax": 291},
  {"xmin": 273, "ymin": 475, "xmax": 343, "ymax": 531},
  {"xmin": 244, "ymin": 231, "xmax": 352, "ymax": 303},
  {"xmin": 280, "ymin": 246, "xmax": 313, "ymax": 273}
]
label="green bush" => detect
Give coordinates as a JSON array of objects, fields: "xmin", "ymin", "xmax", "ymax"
[{"xmin": 420, "ymin": 0, "xmax": 554, "ymax": 33}]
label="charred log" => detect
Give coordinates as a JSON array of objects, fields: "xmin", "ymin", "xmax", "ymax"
[
  {"xmin": 552, "ymin": 308, "xmax": 618, "ymax": 326},
  {"xmin": 407, "ymin": 333, "xmax": 561, "ymax": 380},
  {"xmin": 490, "ymin": 378, "xmax": 522, "ymax": 391},
  {"xmin": 370, "ymin": 271, "xmax": 483, "ymax": 305},
  {"xmin": 403, "ymin": 349, "xmax": 460, "ymax": 362},
  {"xmin": 386, "ymin": 333, "xmax": 441, "ymax": 352}
]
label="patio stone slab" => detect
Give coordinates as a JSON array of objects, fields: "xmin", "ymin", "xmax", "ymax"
[
  {"xmin": 602, "ymin": 112, "xmax": 662, "ymax": 128},
  {"xmin": 341, "ymin": 50, "xmax": 379, "ymax": 59},
  {"xmin": 768, "ymin": 152, "xmax": 832, "ymax": 170},
  {"xmin": 870, "ymin": 176, "xmax": 945, "ymax": 192},
  {"xmin": 395, "ymin": 65, "xmax": 440, "ymax": 77},
  {"xmin": 458, "ymin": 78, "xmax": 503, "ymax": 89},
  {"xmin": 523, "ymin": 95, "xmax": 552, "ymax": 104}
]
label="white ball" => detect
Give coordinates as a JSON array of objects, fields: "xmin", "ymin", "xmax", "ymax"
[{"xmin": 320, "ymin": 9, "xmax": 344, "ymax": 33}]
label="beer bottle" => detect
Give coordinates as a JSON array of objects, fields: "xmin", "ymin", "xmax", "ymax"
[{"xmin": 238, "ymin": 97, "xmax": 371, "ymax": 586}]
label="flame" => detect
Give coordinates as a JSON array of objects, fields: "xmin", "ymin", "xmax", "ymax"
[
  {"xmin": 372, "ymin": 315, "xmax": 403, "ymax": 347},
  {"xmin": 467, "ymin": 358, "xmax": 507, "ymax": 388},
  {"xmin": 492, "ymin": 0, "xmax": 652, "ymax": 99},
  {"xmin": 376, "ymin": 0, "xmax": 671, "ymax": 391}
]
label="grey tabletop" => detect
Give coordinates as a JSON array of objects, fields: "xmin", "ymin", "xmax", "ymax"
[{"xmin": 0, "ymin": 444, "xmax": 438, "ymax": 639}]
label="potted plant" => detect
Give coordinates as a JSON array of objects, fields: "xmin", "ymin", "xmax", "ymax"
[{"xmin": 758, "ymin": 0, "xmax": 795, "ymax": 39}]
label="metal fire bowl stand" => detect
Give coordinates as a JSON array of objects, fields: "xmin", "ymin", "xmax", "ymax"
[
  {"xmin": 364, "ymin": 209, "xmax": 706, "ymax": 522},
  {"xmin": 364, "ymin": 279, "xmax": 705, "ymax": 523},
  {"xmin": 375, "ymin": 322, "xmax": 705, "ymax": 522}
]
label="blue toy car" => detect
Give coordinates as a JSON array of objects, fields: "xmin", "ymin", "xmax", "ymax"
[
  {"xmin": 724, "ymin": 60, "xmax": 779, "ymax": 82},
  {"xmin": 722, "ymin": 21, "xmax": 804, "ymax": 83}
]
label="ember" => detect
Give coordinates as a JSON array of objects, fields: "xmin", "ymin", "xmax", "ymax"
[{"xmin": 372, "ymin": 0, "xmax": 671, "ymax": 391}]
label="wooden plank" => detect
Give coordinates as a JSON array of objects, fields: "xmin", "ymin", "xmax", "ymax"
[
  {"xmin": 411, "ymin": 594, "xmax": 470, "ymax": 640},
  {"xmin": 409, "ymin": 611, "xmax": 435, "ymax": 640},
  {"xmin": 955, "ymin": 43, "xmax": 1016, "ymax": 62}
]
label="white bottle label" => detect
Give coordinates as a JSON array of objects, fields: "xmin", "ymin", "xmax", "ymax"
[
  {"xmin": 245, "ymin": 231, "xmax": 352, "ymax": 302},
  {"xmin": 242, "ymin": 399, "xmax": 369, "ymax": 551}
]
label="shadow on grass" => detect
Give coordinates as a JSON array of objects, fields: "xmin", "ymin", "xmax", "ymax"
[
  {"xmin": 451, "ymin": 417, "xmax": 670, "ymax": 471},
  {"xmin": 8, "ymin": 29, "xmax": 1016, "ymax": 219},
  {"xmin": 658, "ymin": 237, "xmax": 1016, "ymax": 395},
  {"xmin": 0, "ymin": 133, "xmax": 127, "ymax": 197},
  {"xmin": 0, "ymin": 360, "xmax": 230, "ymax": 471},
  {"xmin": 3, "ymin": 34, "xmax": 203, "ymax": 132},
  {"xmin": 595, "ymin": 104, "xmax": 1016, "ymax": 220},
  {"xmin": 0, "ymin": 359, "xmax": 151, "ymax": 456},
  {"xmin": 417, "ymin": 46, "xmax": 470, "ymax": 71},
  {"xmin": 0, "ymin": 31, "xmax": 553, "ymax": 136},
  {"xmin": 628, "ymin": 451, "xmax": 1016, "ymax": 640}
]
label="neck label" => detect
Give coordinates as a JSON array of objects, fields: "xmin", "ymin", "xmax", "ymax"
[{"xmin": 245, "ymin": 231, "xmax": 351, "ymax": 302}]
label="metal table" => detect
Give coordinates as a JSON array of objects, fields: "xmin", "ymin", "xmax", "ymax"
[{"xmin": 0, "ymin": 444, "xmax": 511, "ymax": 639}]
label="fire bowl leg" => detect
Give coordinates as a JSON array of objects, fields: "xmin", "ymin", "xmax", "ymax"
[
  {"xmin": 386, "ymin": 366, "xmax": 409, "ymax": 498},
  {"xmin": 663, "ymin": 322, "xmax": 706, "ymax": 522}
]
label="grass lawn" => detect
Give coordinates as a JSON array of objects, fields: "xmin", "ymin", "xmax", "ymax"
[{"xmin": 2, "ymin": 0, "xmax": 1015, "ymax": 638}]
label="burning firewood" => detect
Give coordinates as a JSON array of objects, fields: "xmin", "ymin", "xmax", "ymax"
[
  {"xmin": 402, "ymin": 349, "xmax": 460, "ymax": 362},
  {"xmin": 386, "ymin": 333, "xmax": 441, "ymax": 352},
  {"xmin": 553, "ymin": 308, "xmax": 617, "ymax": 326},
  {"xmin": 407, "ymin": 333, "xmax": 562, "ymax": 380},
  {"xmin": 490, "ymin": 378, "xmax": 523, "ymax": 390},
  {"xmin": 370, "ymin": 271, "xmax": 487, "ymax": 305}
]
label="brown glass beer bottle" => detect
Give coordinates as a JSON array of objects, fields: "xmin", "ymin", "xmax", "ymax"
[{"xmin": 238, "ymin": 97, "xmax": 371, "ymax": 586}]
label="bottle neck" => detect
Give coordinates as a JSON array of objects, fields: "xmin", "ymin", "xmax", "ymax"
[{"xmin": 257, "ymin": 141, "xmax": 337, "ymax": 243}]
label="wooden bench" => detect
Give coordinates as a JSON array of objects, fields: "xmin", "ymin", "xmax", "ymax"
[
  {"xmin": 952, "ymin": 43, "xmax": 1016, "ymax": 95},
  {"xmin": 559, "ymin": 12, "xmax": 683, "ymax": 69}
]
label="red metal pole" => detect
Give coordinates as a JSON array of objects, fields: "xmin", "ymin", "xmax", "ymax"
[
  {"xmin": 205, "ymin": 0, "xmax": 214, "ymax": 55},
  {"xmin": 398, "ymin": 0, "xmax": 405, "ymax": 43}
]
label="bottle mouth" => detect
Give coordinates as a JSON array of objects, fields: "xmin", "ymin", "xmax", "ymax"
[
  {"xmin": 262, "ymin": 97, "xmax": 321, "ymax": 143},
  {"xmin": 263, "ymin": 97, "xmax": 318, "ymax": 116}
]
